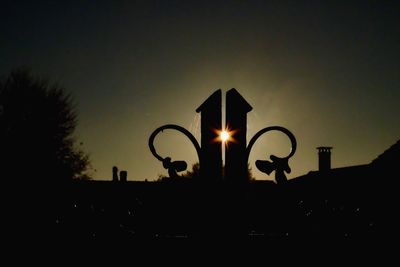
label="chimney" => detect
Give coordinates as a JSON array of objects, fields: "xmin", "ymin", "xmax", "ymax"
[
  {"xmin": 317, "ymin": 146, "xmax": 332, "ymax": 172},
  {"xmin": 112, "ymin": 166, "xmax": 119, "ymax": 181},
  {"xmin": 120, "ymin": 170, "xmax": 128, "ymax": 182}
]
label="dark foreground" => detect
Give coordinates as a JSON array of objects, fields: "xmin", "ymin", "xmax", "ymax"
[{"xmin": 22, "ymin": 171, "xmax": 391, "ymax": 248}]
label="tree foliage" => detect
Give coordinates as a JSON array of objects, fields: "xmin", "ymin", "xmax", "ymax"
[
  {"xmin": 0, "ymin": 68, "xmax": 91, "ymax": 182},
  {"xmin": 182, "ymin": 162, "xmax": 201, "ymax": 179},
  {"xmin": 157, "ymin": 162, "xmax": 255, "ymax": 181}
]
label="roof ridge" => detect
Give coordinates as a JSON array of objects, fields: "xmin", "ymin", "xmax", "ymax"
[{"xmin": 371, "ymin": 139, "xmax": 400, "ymax": 165}]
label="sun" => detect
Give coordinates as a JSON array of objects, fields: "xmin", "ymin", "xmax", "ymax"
[
  {"xmin": 212, "ymin": 127, "xmax": 237, "ymax": 144},
  {"xmin": 220, "ymin": 130, "xmax": 230, "ymax": 142}
]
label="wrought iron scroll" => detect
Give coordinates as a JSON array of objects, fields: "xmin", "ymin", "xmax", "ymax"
[
  {"xmin": 246, "ymin": 126, "xmax": 297, "ymax": 184},
  {"xmin": 149, "ymin": 89, "xmax": 297, "ymax": 183},
  {"xmin": 148, "ymin": 124, "xmax": 201, "ymax": 178}
]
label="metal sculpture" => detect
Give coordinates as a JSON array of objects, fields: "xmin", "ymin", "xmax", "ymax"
[
  {"xmin": 246, "ymin": 126, "xmax": 297, "ymax": 184},
  {"xmin": 148, "ymin": 88, "xmax": 296, "ymax": 184},
  {"xmin": 148, "ymin": 124, "xmax": 201, "ymax": 178}
]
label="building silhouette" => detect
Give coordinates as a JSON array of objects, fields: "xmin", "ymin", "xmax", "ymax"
[
  {"xmin": 48, "ymin": 140, "xmax": 398, "ymax": 242},
  {"xmin": 295, "ymin": 140, "xmax": 399, "ymax": 184}
]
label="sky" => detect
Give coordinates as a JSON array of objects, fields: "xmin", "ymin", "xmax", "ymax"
[{"xmin": 1, "ymin": 0, "xmax": 399, "ymax": 181}]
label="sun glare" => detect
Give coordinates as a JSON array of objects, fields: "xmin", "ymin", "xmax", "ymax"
[
  {"xmin": 212, "ymin": 127, "xmax": 237, "ymax": 144},
  {"xmin": 220, "ymin": 130, "xmax": 230, "ymax": 142}
]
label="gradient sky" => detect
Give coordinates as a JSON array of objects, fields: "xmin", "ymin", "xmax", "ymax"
[{"xmin": 1, "ymin": 0, "xmax": 399, "ymax": 181}]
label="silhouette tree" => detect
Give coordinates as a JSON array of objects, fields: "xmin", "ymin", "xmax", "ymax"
[
  {"xmin": 156, "ymin": 162, "xmax": 200, "ymax": 181},
  {"xmin": 0, "ymin": 68, "xmax": 91, "ymax": 182},
  {"xmin": 157, "ymin": 162, "xmax": 255, "ymax": 180},
  {"xmin": 222, "ymin": 162, "xmax": 255, "ymax": 181},
  {"xmin": 182, "ymin": 162, "xmax": 200, "ymax": 179},
  {"xmin": 246, "ymin": 163, "xmax": 256, "ymax": 181}
]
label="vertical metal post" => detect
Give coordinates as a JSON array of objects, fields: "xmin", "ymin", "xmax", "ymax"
[
  {"xmin": 225, "ymin": 88, "xmax": 252, "ymax": 182},
  {"xmin": 196, "ymin": 89, "xmax": 223, "ymax": 181}
]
